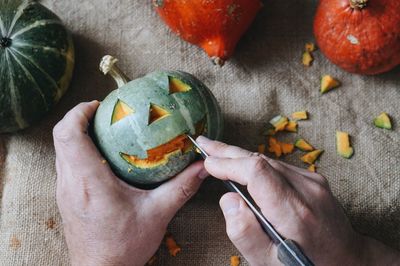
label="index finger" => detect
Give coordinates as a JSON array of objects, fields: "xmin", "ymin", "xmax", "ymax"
[{"xmin": 196, "ymin": 136, "xmax": 253, "ymax": 158}]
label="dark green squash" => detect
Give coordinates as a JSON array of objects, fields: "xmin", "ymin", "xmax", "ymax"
[
  {"xmin": 93, "ymin": 56, "xmax": 223, "ymax": 186},
  {"xmin": 0, "ymin": 0, "xmax": 74, "ymax": 133}
]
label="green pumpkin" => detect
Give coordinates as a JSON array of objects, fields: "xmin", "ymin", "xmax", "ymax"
[
  {"xmin": 93, "ymin": 56, "xmax": 223, "ymax": 186},
  {"xmin": 0, "ymin": 0, "xmax": 74, "ymax": 133}
]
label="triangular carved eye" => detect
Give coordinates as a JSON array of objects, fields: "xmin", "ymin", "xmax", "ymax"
[
  {"xmin": 149, "ymin": 103, "xmax": 171, "ymax": 125},
  {"xmin": 169, "ymin": 77, "xmax": 191, "ymax": 94},
  {"xmin": 111, "ymin": 100, "xmax": 134, "ymax": 124}
]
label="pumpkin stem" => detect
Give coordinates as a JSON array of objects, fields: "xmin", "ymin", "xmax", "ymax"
[
  {"xmin": 0, "ymin": 37, "xmax": 12, "ymax": 48},
  {"xmin": 349, "ymin": 0, "xmax": 368, "ymax": 9},
  {"xmin": 100, "ymin": 55, "xmax": 130, "ymax": 88}
]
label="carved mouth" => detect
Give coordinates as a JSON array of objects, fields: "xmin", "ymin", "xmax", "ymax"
[{"xmin": 120, "ymin": 119, "xmax": 205, "ymax": 169}]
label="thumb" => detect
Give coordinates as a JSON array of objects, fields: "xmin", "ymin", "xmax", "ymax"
[
  {"xmin": 220, "ymin": 193, "xmax": 277, "ymax": 265},
  {"xmin": 149, "ymin": 161, "xmax": 208, "ymax": 220}
]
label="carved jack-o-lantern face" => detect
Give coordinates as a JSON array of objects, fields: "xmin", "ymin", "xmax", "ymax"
[{"xmin": 93, "ymin": 58, "xmax": 223, "ymax": 186}]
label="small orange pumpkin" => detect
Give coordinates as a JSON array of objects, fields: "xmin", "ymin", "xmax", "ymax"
[
  {"xmin": 314, "ymin": 0, "xmax": 400, "ymax": 75},
  {"xmin": 153, "ymin": 0, "xmax": 262, "ymax": 66}
]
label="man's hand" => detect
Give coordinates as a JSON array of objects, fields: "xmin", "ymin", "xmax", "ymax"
[
  {"xmin": 53, "ymin": 101, "xmax": 208, "ymax": 266},
  {"xmin": 198, "ymin": 136, "xmax": 400, "ymax": 266}
]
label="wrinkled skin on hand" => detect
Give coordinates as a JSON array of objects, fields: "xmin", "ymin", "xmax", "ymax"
[
  {"xmin": 198, "ymin": 136, "xmax": 400, "ymax": 266},
  {"xmin": 53, "ymin": 101, "xmax": 208, "ymax": 266}
]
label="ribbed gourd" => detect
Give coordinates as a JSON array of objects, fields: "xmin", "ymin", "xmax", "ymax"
[
  {"xmin": 0, "ymin": 0, "xmax": 74, "ymax": 133},
  {"xmin": 93, "ymin": 56, "xmax": 223, "ymax": 186}
]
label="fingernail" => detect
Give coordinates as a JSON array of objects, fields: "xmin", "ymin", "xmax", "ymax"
[
  {"xmin": 221, "ymin": 198, "xmax": 240, "ymax": 215},
  {"xmin": 198, "ymin": 168, "xmax": 209, "ymax": 179},
  {"xmin": 196, "ymin": 135, "xmax": 210, "ymax": 145}
]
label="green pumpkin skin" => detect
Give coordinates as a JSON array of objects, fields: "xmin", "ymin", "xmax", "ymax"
[
  {"xmin": 93, "ymin": 71, "xmax": 223, "ymax": 186},
  {"xmin": 0, "ymin": 0, "xmax": 74, "ymax": 133}
]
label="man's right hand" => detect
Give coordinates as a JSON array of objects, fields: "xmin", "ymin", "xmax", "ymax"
[{"xmin": 198, "ymin": 136, "xmax": 400, "ymax": 266}]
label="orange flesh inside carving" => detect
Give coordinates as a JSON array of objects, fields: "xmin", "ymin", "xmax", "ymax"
[
  {"xmin": 122, "ymin": 119, "xmax": 206, "ymax": 169},
  {"xmin": 149, "ymin": 104, "xmax": 171, "ymax": 124},
  {"xmin": 169, "ymin": 77, "xmax": 191, "ymax": 94},
  {"xmin": 112, "ymin": 100, "xmax": 134, "ymax": 124}
]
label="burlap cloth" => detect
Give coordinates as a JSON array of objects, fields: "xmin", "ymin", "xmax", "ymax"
[{"xmin": 1, "ymin": 0, "xmax": 399, "ymax": 265}]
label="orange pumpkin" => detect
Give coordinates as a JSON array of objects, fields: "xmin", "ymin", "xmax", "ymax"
[
  {"xmin": 153, "ymin": 0, "xmax": 262, "ymax": 66},
  {"xmin": 314, "ymin": 0, "xmax": 400, "ymax": 75}
]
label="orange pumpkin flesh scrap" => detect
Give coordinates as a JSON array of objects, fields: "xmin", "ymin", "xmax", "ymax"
[
  {"xmin": 336, "ymin": 131, "xmax": 354, "ymax": 159},
  {"xmin": 258, "ymin": 144, "xmax": 266, "ymax": 154},
  {"xmin": 268, "ymin": 137, "xmax": 282, "ymax": 158},
  {"xmin": 270, "ymin": 115, "xmax": 289, "ymax": 132},
  {"xmin": 302, "ymin": 51, "xmax": 314, "ymax": 66},
  {"xmin": 154, "ymin": 0, "xmax": 262, "ymax": 66},
  {"xmin": 111, "ymin": 100, "xmax": 134, "ymax": 124},
  {"xmin": 284, "ymin": 121, "xmax": 298, "ymax": 133},
  {"xmin": 291, "ymin": 111, "xmax": 308, "ymax": 121},
  {"xmin": 165, "ymin": 234, "xmax": 181, "ymax": 257},
  {"xmin": 280, "ymin": 142, "xmax": 295, "ymax": 155},
  {"xmin": 321, "ymin": 75, "xmax": 340, "ymax": 94},
  {"xmin": 301, "ymin": 150, "xmax": 323, "ymax": 164},
  {"xmin": 308, "ymin": 164, "xmax": 316, "ymax": 172},
  {"xmin": 295, "ymin": 139, "xmax": 314, "ymax": 152},
  {"xmin": 374, "ymin": 112, "xmax": 392, "ymax": 130},
  {"xmin": 305, "ymin": 42, "xmax": 317, "ymax": 52},
  {"xmin": 231, "ymin": 256, "xmax": 241, "ymax": 266}
]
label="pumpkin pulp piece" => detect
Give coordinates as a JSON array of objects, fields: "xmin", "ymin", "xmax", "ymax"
[
  {"xmin": 268, "ymin": 137, "xmax": 282, "ymax": 158},
  {"xmin": 291, "ymin": 111, "xmax": 308, "ymax": 120},
  {"xmin": 295, "ymin": 139, "xmax": 314, "ymax": 151},
  {"xmin": 270, "ymin": 115, "xmax": 289, "ymax": 131},
  {"xmin": 280, "ymin": 142, "xmax": 295, "ymax": 155},
  {"xmin": 302, "ymin": 51, "xmax": 313, "ymax": 66},
  {"xmin": 165, "ymin": 234, "xmax": 181, "ymax": 257},
  {"xmin": 305, "ymin": 42, "xmax": 316, "ymax": 52},
  {"xmin": 258, "ymin": 144, "xmax": 266, "ymax": 154},
  {"xmin": 321, "ymin": 75, "xmax": 340, "ymax": 94},
  {"xmin": 111, "ymin": 100, "xmax": 134, "ymax": 124},
  {"xmin": 285, "ymin": 121, "xmax": 298, "ymax": 132},
  {"xmin": 374, "ymin": 112, "xmax": 392, "ymax": 130},
  {"xmin": 336, "ymin": 131, "xmax": 354, "ymax": 159},
  {"xmin": 300, "ymin": 150, "xmax": 324, "ymax": 164},
  {"xmin": 301, "ymin": 150, "xmax": 324, "ymax": 164},
  {"xmin": 308, "ymin": 164, "xmax": 316, "ymax": 172},
  {"xmin": 230, "ymin": 256, "xmax": 240, "ymax": 266}
]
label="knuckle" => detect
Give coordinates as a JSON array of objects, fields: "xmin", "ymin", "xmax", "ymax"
[
  {"xmin": 310, "ymin": 181, "xmax": 331, "ymax": 199},
  {"xmin": 53, "ymin": 123, "xmax": 74, "ymax": 145},
  {"xmin": 177, "ymin": 185, "xmax": 195, "ymax": 202},
  {"xmin": 226, "ymin": 219, "xmax": 254, "ymax": 243},
  {"xmin": 296, "ymin": 202, "xmax": 315, "ymax": 223},
  {"xmin": 213, "ymin": 140, "xmax": 229, "ymax": 151},
  {"xmin": 249, "ymin": 157, "xmax": 268, "ymax": 176}
]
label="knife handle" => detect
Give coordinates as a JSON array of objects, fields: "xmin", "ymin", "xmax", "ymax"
[{"xmin": 277, "ymin": 239, "xmax": 314, "ymax": 266}]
